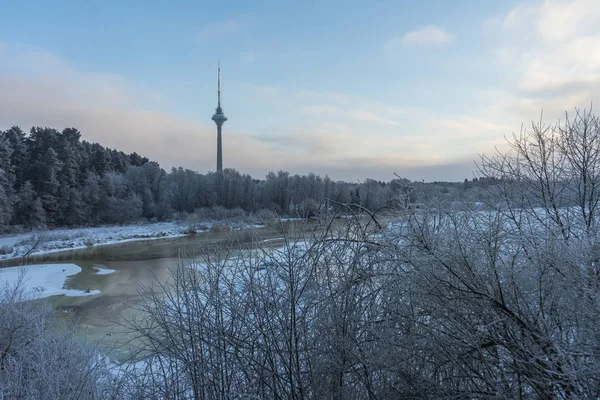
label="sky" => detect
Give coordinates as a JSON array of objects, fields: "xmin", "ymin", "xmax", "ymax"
[{"xmin": 1, "ymin": 0, "xmax": 599, "ymax": 182}]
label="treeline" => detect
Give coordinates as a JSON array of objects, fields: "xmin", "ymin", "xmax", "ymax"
[{"xmin": 0, "ymin": 126, "xmax": 495, "ymax": 231}]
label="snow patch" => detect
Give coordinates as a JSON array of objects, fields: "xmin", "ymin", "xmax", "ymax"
[
  {"xmin": 0, "ymin": 264, "xmax": 100, "ymax": 301},
  {"xmin": 260, "ymin": 237, "xmax": 284, "ymax": 243},
  {"xmin": 184, "ymin": 261, "xmax": 206, "ymax": 270},
  {"xmin": 92, "ymin": 267, "xmax": 117, "ymax": 275}
]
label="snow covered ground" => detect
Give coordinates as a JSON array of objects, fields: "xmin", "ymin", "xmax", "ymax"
[
  {"xmin": 0, "ymin": 220, "xmax": 269, "ymax": 261},
  {"xmin": 0, "ymin": 234, "xmax": 29, "ymax": 250},
  {"xmin": 0, "ymin": 263, "xmax": 100, "ymax": 301}
]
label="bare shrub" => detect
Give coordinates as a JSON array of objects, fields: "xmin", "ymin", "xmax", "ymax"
[
  {"xmin": 0, "ymin": 275, "xmax": 115, "ymax": 399},
  {"xmin": 295, "ymin": 198, "xmax": 320, "ymax": 218},
  {"xmin": 209, "ymin": 223, "xmax": 230, "ymax": 233},
  {"xmin": 0, "ymin": 245, "xmax": 13, "ymax": 255},
  {"xmin": 180, "ymin": 225, "xmax": 197, "ymax": 235},
  {"xmin": 248, "ymin": 208, "xmax": 278, "ymax": 225}
]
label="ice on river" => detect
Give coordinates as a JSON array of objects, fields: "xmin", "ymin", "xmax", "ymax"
[
  {"xmin": 91, "ymin": 266, "xmax": 117, "ymax": 275},
  {"xmin": 0, "ymin": 263, "xmax": 100, "ymax": 301}
]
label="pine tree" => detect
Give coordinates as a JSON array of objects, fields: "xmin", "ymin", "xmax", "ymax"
[
  {"xmin": 14, "ymin": 181, "xmax": 46, "ymax": 227},
  {"xmin": 29, "ymin": 148, "xmax": 63, "ymax": 225},
  {"xmin": 3, "ymin": 127, "xmax": 27, "ymax": 188},
  {"xmin": 0, "ymin": 132, "xmax": 16, "ymax": 228}
]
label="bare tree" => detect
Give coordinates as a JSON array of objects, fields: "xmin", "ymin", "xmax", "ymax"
[{"xmin": 479, "ymin": 107, "xmax": 600, "ymax": 241}]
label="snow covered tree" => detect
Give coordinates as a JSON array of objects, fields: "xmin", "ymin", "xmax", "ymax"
[
  {"xmin": 30, "ymin": 147, "xmax": 64, "ymax": 225},
  {"xmin": 480, "ymin": 108, "xmax": 600, "ymax": 239},
  {"xmin": 13, "ymin": 181, "xmax": 46, "ymax": 228},
  {"xmin": 3, "ymin": 126, "xmax": 28, "ymax": 188},
  {"xmin": 0, "ymin": 132, "xmax": 15, "ymax": 228}
]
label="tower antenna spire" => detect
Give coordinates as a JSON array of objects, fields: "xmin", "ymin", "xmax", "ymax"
[{"xmin": 212, "ymin": 58, "xmax": 227, "ymax": 173}]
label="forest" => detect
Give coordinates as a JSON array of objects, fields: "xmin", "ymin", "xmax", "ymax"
[{"xmin": 0, "ymin": 125, "xmax": 496, "ymax": 232}]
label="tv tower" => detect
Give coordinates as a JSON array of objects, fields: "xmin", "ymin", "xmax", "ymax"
[{"xmin": 212, "ymin": 58, "xmax": 227, "ymax": 173}]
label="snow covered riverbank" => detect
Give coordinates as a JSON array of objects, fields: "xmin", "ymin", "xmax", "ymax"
[
  {"xmin": 0, "ymin": 222, "xmax": 186, "ymax": 261},
  {"xmin": 0, "ymin": 220, "xmax": 269, "ymax": 262}
]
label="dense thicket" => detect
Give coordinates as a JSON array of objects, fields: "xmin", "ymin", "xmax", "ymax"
[
  {"xmin": 0, "ymin": 277, "xmax": 113, "ymax": 399},
  {"xmin": 0, "ymin": 126, "xmax": 493, "ymax": 231}
]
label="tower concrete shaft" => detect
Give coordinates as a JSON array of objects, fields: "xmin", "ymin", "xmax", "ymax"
[
  {"xmin": 212, "ymin": 59, "xmax": 227, "ymax": 173},
  {"xmin": 216, "ymin": 123, "xmax": 223, "ymax": 172}
]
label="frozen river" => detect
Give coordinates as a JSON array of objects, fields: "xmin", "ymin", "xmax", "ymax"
[{"xmin": 2, "ymin": 220, "xmax": 311, "ymax": 361}]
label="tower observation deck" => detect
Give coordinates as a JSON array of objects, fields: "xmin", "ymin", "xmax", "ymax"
[{"xmin": 212, "ymin": 59, "xmax": 227, "ymax": 173}]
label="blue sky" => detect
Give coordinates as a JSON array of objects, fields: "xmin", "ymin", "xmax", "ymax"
[{"xmin": 1, "ymin": 0, "xmax": 598, "ymax": 181}]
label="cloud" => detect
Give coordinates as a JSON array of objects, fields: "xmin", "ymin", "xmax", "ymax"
[
  {"xmin": 448, "ymin": 0, "xmax": 600, "ymax": 149},
  {"xmin": 292, "ymin": 158, "xmax": 478, "ymax": 183},
  {"xmin": 292, "ymin": 90, "xmax": 408, "ymax": 126},
  {"xmin": 300, "ymin": 104, "xmax": 343, "ymax": 115},
  {"xmin": 238, "ymin": 85, "xmax": 493, "ymax": 176},
  {"xmin": 502, "ymin": 4, "xmax": 538, "ymax": 31},
  {"xmin": 385, "ymin": 25, "xmax": 454, "ymax": 51},
  {"xmin": 492, "ymin": 0, "xmax": 600, "ymax": 120},
  {"xmin": 518, "ymin": 35, "xmax": 600, "ymax": 95},
  {"xmin": 348, "ymin": 110, "xmax": 398, "ymax": 126},
  {"xmin": 301, "ymin": 103, "xmax": 399, "ymax": 126},
  {"xmin": 434, "ymin": 116, "xmax": 511, "ymax": 140},
  {"xmin": 535, "ymin": 0, "xmax": 600, "ymax": 42}
]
